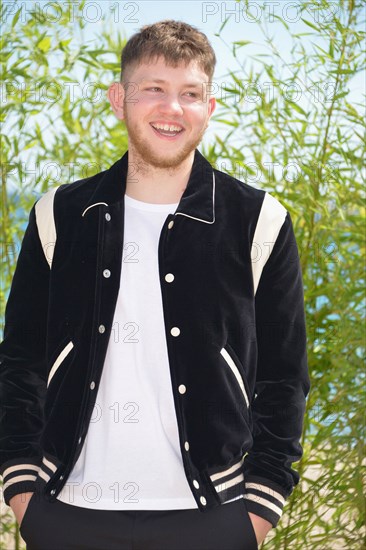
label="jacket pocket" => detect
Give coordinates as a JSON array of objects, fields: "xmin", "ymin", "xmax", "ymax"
[
  {"xmin": 220, "ymin": 346, "xmax": 250, "ymax": 408},
  {"xmin": 47, "ymin": 340, "xmax": 74, "ymax": 387}
]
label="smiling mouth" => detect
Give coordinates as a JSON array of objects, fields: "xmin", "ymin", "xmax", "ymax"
[{"xmin": 150, "ymin": 123, "xmax": 184, "ymax": 137}]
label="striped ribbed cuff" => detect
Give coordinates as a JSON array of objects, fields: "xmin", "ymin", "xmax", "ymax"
[
  {"xmin": 0, "ymin": 457, "xmax": 42, "ymax": 506},
  {"xmin": 243, "ymin": 475, "xmax": 288, "ymax": 527},
  {"xmin": 210, "ymin": 455, "xmax": 246, "ymax": 503}
]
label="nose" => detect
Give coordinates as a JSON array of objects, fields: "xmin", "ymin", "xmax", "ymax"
[{"xmin": 158, "ymin": 94, "xmax": 184, "ymax": 116}]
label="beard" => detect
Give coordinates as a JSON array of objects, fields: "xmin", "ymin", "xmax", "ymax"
[{"xmin": 123, "ymin": 105, "xmax": 208, "ymax": 171}]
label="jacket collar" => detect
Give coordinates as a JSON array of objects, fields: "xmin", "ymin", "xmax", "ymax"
[{"xmin": 81, "ymin": 148, "xmax": 215, "ymax": 224}]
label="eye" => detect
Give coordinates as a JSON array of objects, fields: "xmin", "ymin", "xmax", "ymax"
[{"xmin": 145, "ymin": 87, "xmax": 162, "ymax": 92}]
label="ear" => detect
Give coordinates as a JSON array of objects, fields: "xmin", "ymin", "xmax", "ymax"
[
  {"xmin": 107, "ymin": 82, "xmax": 125, "ymax": 120},
  {"xmin": 202, "ymin": 96, "xmax": 216, "ymax": 132},
  {"xmin": 207, "ymin": 96, "xmax": 216, "ymax": 119}
]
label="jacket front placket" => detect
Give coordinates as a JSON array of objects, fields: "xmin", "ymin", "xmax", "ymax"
[{"xmin": 156, "ymin": 159, "xmax": 221, "ymax": 511}]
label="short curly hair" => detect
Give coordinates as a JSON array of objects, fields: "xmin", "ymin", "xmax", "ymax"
[{"xmin": 120, "ymin": 20, "xmax": 216, "ymax": 84}]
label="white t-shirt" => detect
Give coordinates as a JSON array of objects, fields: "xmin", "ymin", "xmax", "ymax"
[{"xmin": 57, "ymin": 194, "xmax": 198, "ymax": 510}]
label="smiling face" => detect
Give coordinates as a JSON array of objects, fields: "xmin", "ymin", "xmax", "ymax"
[{"xmin": 108, "ymin": 56, "xmax": 216, "ymax": 169}]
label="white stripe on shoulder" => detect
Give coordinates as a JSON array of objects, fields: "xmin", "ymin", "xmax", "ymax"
[
  {"xmin": 35, "ymin": 186, "xmax": 58, "ymax": 268},
  {"xmin": 251, "ymin": 192, "xmax": 287, "ymax": 295}
]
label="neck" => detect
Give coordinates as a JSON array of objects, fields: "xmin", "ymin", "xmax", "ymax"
[{"xmin": 125, "ymin": 147, "xmax": 195, "ymax": 204}]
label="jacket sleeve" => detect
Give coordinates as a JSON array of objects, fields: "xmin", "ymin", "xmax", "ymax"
[
  {"xmin": 243, "ymin": 207, "xmax": 311, "ymax": 527},
  {"xmin": 0, "ymin": 202, "xmax": 49, "ymax": 506}
]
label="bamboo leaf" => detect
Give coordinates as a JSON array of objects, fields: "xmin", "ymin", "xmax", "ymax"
[
  {"xmin": 302, "ymin": 19, "xmax": 319, "ymax": 31},
  {"xmin": 11, "ymin": 7, "xmax": 21, "ymax": 29},
  {"xmin": 37, "ymin": 36, "xmax": 51, "ymax": 53}
]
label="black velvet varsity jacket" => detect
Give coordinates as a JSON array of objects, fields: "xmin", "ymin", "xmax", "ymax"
[{"xmin": 0, "ymin": 148, "xmax": 310, "ymax": 527}]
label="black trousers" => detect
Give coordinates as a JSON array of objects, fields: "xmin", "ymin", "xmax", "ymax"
[{"xmin": 20, "ymin": 491, "xmax": 258, "ymax": 550}]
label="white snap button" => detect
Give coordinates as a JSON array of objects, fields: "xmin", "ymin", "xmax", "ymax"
[
  {"xmin": 171, "ymin": 327, "xmax": 180, "ymax": 337},
  {"xmin": 90, "ymin": 381, "xmax": 95, "ymax": 390},
  {"xmin": 59, "ymin": 475, "xmax": 64, "ymax": 480},
  {"xmin": 78, "ymin": 436, "xmax": 82, "ymax": 444},
  {"xmin": 50, "ymin": 489, "xmax": 56, "ymax": 495},
  {"xmin": 200, "ymin": 496, "xmax": 207, "ymax": 505},
  {"xmin": 193, "ymin": 480, "xmax": 199, "ymax": 489},
  {"xmin": 105, "ymin": 213, "xmax": 111, "ymax": 221},
  {"xmin": 165, "ymin": 273, "xmax": 174, "ymax": 283},
  {"xmin": 178, "ymin": 384, "xmax": 186, "ymax": 394},
  {"xmin": 103, "ymin": 269, "xmax": 111, "ymax": 278},
  {"xmin": 98, "ymin": 325, "xmax": 105, "ymax": 333},
  {"xmin": 168, "ymin": 220, "xmax": 174, "ymax": 229},
  {"xmin": 184, "ymin": 441, "xmax": 189, "ymax": 451}
]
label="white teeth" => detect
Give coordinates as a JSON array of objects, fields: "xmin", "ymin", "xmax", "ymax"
[{"xmin": 152, "ymin": 123, "xmax": 182, "ymax": 132}]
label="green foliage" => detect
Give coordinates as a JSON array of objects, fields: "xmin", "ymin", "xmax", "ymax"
[{"xmin": 1, "ymin": 0, "xmax": 365, "ymax": 548}]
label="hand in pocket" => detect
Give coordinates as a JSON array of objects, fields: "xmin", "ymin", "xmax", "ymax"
[{"xmin": 9, "ymin": 492, "xmax": 35, "ymax": 527}]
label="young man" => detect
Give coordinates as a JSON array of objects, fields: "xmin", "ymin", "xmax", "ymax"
[{"xmin": 0, "ymin": 20, "xmax": 310, "ymax": 550}]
